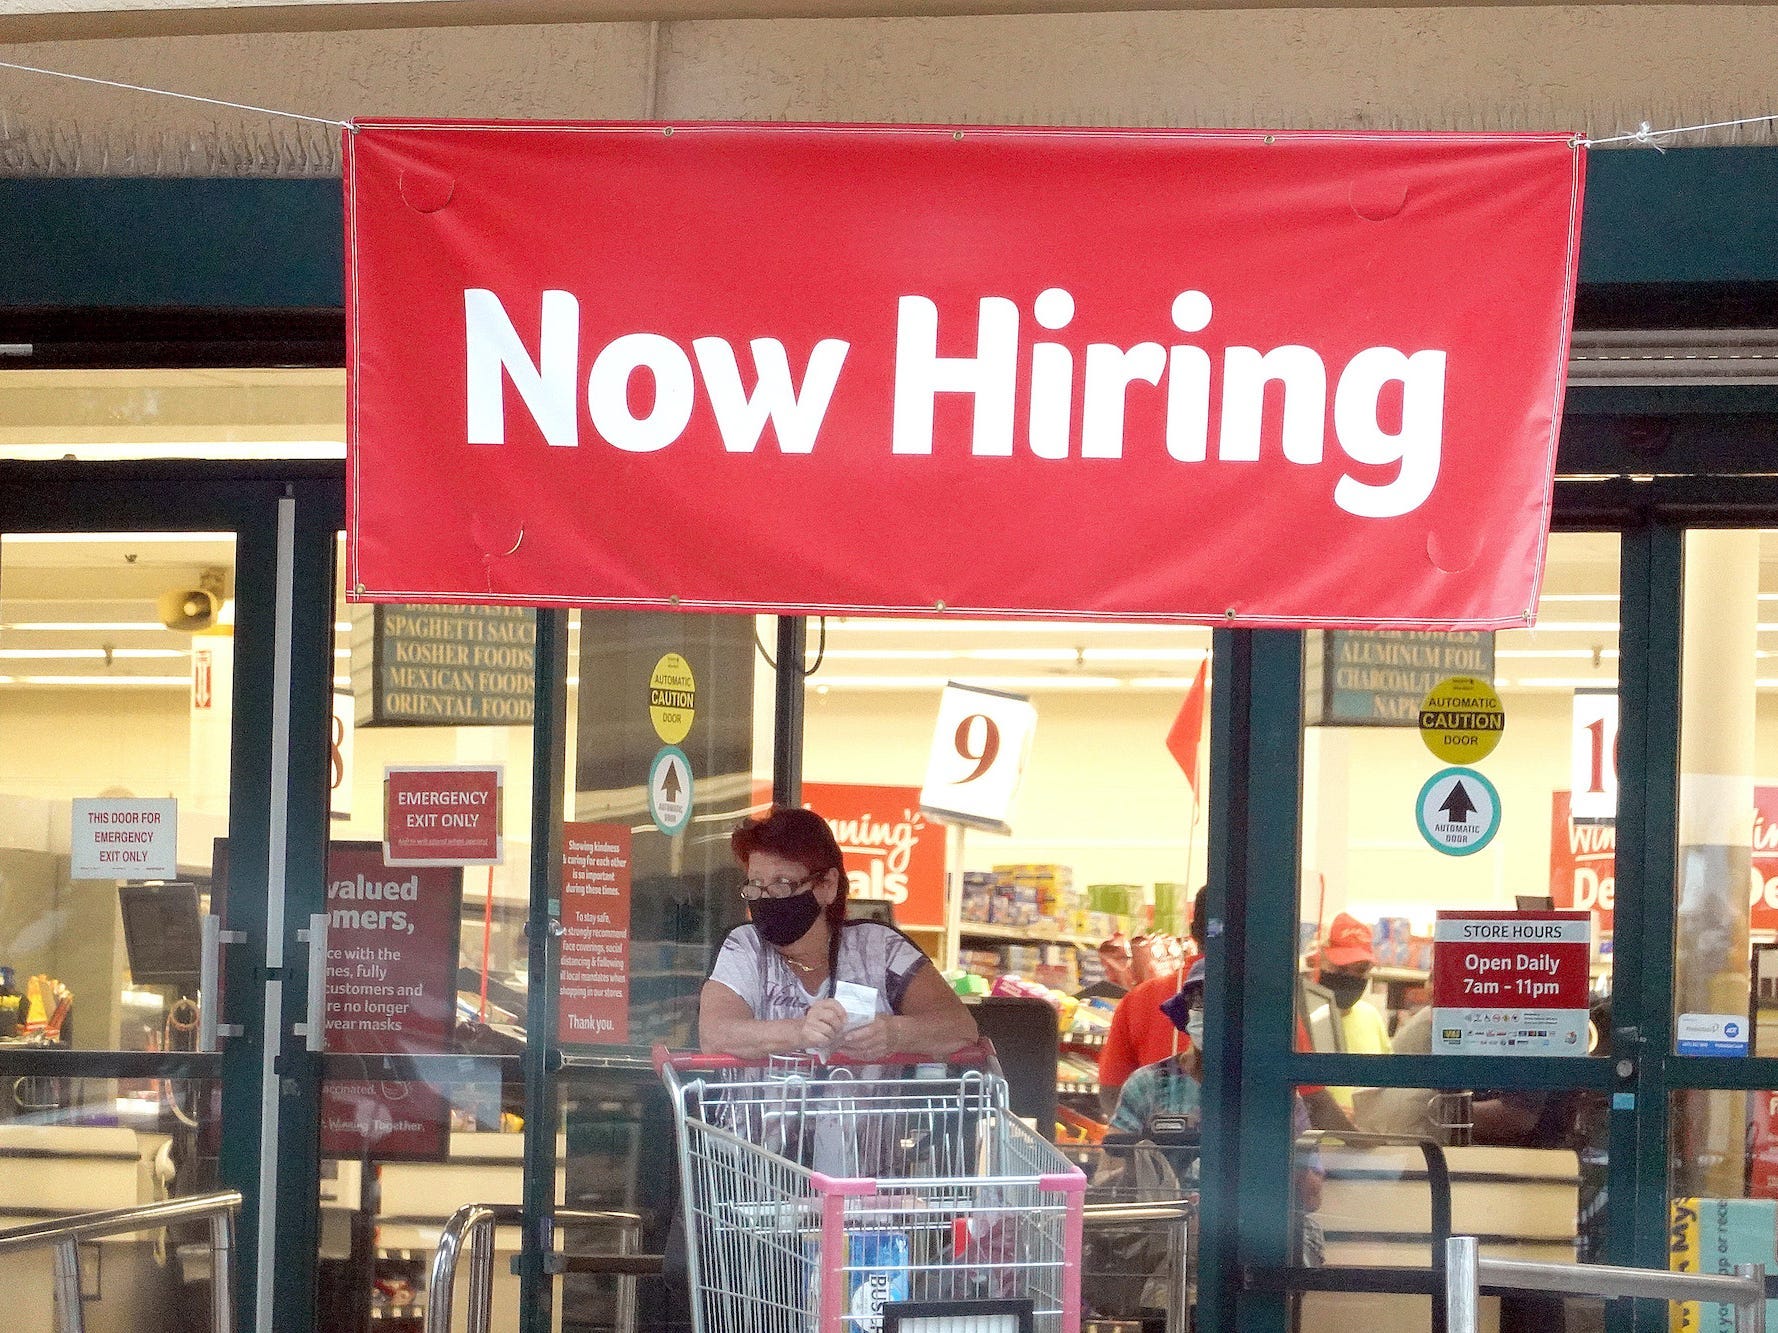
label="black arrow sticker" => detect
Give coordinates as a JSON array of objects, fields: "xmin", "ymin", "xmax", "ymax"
[{"xmin": 1439, "ymin": 780, "xmax": 1477, "ymax": 824}]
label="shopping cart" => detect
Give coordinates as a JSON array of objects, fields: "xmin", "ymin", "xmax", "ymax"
[
  {"xmin": 1076, "ymin": 1130, "xmax": 1196, "ymax": 1333},
  {"xmin": 655, "ymin": 1044, "xmax": 1087, "ymax": 1333}
]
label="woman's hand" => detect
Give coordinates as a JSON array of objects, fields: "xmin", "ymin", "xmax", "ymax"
[
  {"xmin": 840, "ymin": 1015, "xmax": 900, "ymax": 1061},
  {"xmin": 799, "ymin": 999, "xmax": 848, "ymax": 1052}
]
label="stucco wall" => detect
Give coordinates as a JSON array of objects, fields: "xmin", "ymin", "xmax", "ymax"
[{"xmin": 0, "ymin": 8, "xmax": 1774, "ymax": 175}]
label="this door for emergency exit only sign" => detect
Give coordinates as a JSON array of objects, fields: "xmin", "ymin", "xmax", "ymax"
[{"xmin": 1431, "ymin": 909, "xmax": 1591, "ymax": 1055}]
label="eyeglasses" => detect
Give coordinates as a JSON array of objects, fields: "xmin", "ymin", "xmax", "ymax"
[{"xmin": 739, "ymin": 872, "xmax": 824, "ymax": 902}]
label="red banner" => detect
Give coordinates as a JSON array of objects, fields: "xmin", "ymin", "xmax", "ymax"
[{"xmin": 344, "ymin": 122, "xmax": 1584, "ymax": 628}]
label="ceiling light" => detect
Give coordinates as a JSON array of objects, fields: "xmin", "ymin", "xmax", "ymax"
[
  {"xmin": 3, "ymin": 532, "xmax": 234, "ymax": 544},
  {"xmin": 1, "ymin": 621, "xmax": 167, "ymax": 632},
  {"xmin": 0, "ymin": 648, "xmax": 185, "ymax": 660},
  {"xmin": 2, "ymin": 675, "xmax": 189, "ymax": 686}
]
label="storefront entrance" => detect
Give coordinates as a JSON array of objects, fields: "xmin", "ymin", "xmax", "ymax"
[{"xmin": 8, "ymin": 451, "xmax": 1778, "ymax": 1333}]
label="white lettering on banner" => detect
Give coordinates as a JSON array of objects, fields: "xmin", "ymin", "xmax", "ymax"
[
  {"xmin": 693, "ymin": 337, "xmax": 852, "ymax": 455},
  {"xmin": 465, "ymin": 288, "xmax": 580, "ymax": 448},
  {"xmin": 461, "ymin": 286, "xmax": 1452, "ymax": 520}
]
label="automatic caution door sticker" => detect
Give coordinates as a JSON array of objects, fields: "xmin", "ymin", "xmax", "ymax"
[
  {"xmin": 1416, "ymin": 766, "xmax": 1501, "ymax": 857},
  {"xmin": 649, "ymin": 745, "xmax": 693, "ymax": 837},
  {"xmin": 649, "ymin": 652, "xmax": 696, "ymax": 745},
  {"xmin": 1418, "ymin": 674, "xmax": 1504, "ymax": 763}
]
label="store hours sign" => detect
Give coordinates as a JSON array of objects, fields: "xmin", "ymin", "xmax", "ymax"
[
  {"xmin": 345, "ymin": 123, "xmax": 1584, "ymax": 629},
  {"xmin": 1432, "ymin": 910, "xmax": 1591, "ymax": 1055}
]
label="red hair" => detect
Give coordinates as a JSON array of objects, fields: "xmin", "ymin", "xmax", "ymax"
[{"xmin": 731, "ymin": 807, "xmax": 850, "ymax": 939}]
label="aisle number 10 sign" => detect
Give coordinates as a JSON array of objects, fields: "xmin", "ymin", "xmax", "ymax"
[
  {"xmin": 1571, "ymin": 689, "xmax": 1619, "ymax": 823},
  {"xmin": 919, "ymin": 682, "xmax": 1038, "ymax": 836}
]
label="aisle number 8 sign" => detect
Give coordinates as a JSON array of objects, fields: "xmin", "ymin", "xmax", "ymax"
[{"xmin": 919, "ymin": 682, "xmax": 1038, "ymax": 836}]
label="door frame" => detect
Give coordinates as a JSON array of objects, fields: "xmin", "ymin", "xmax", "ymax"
[{"xmin": 0, "ymin": 460, "xmax": 344, "ymax": 1333}]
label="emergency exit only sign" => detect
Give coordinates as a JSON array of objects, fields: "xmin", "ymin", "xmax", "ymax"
[
  {"xmin": 1432, "ymin": 909, "xmax": 1592, "ymax": 1055},
  {"xmin": 71, "ymin": 797, "xmax": 179, "ymax": 880},
  {"xmin": 384, "ymin": 765, "xmax": 503, "ymax": 866}
]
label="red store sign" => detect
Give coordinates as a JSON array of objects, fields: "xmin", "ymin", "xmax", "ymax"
[
  {"xmin": 1550, "ymin": 788, "xmax": 1778, "ymax": 932},
  {"xmin": 384, "ymin": 764, "xmax": 503, "ymax": 866},
  {"xmin": 804, "ymin": 781, "xmax": 946, "ymax": 929},
  {"xmin": 345, "ymin": 122, "xmax": 1584, "ymax": 629}
]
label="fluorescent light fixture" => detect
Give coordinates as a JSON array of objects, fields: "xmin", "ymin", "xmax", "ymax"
[
  {"xmin": 1511, "ymin": 622, "xmax": 1621, "ymax": 633},
  {"xmin": 0, "ymin": 675, "xmax": 189, "ymax": 686},
  {"xmin": 0, "ymin": 442, "xmax": 344, "ymax": 462},
  {"xmin": 0, "ymin": 648, "xmax": 185, "ymax": 660},
  {"xmin": 1494, "ymin": 648, "xmax": 1619, "ymax": 659},
  {"xmin": 1, "ymin": 621, "xmax": 167, "ymax": 632},
  {"xmin": 3, "ymin": 532, "xmax": 234, "ymax": 544},
  {"xmin": 806, "ymin": 673, "xmax": 1125, "ymax": 691},
  {"xmin": 828, "ymin": 618, "xmax": 1209, "ymax": 635},
  {"xmin": 1507, "ymin": 676, "xmax": 1622, "ymax": 688}
]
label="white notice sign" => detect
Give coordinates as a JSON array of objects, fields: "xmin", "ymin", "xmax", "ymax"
[
  {"xmin": 919, "ymin": 681, "xmax": 1037, "ymax": 836},
  {"xmin": 71, "ymin": 798, "xmax": 178, "ymax": 880}
]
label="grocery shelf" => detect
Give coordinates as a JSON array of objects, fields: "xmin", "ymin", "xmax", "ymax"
[{"xmin": 958, "ymin": 922, "xmax": 1101, "ymax": 948}]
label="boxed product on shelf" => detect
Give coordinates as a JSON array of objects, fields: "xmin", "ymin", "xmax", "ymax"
[
  {"xmin": 958, "ymin": 946, "xmax": 1003, "ymax": 980},
  {"xmin": 960, "ymin": 870, "xmax": 996, "ymax": 924},
  {"xmin": 1374, "ymin": 916, "xmax": 1413, "ymax": 966},
  {"xmin": 990, "ymin": 873, "xmax": 1039, "ymax": 927},
  {"xmin": 995, "ymin": 863, "xmax": 1077, "ymax": 922},
  {"xmin": 1153, "ymin": 882, "xmax": 1189, "ymax": 935}
]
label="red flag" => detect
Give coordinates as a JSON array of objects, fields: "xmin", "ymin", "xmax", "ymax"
[{"xmin": 1166, "ymin": 659, "xmax": 1209, "ymax": 795}]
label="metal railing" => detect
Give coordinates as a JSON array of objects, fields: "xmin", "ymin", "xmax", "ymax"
[
  {"xmin": 425, "ymin": 1204, "xmax": 656, "ymax": 1333},
  {"xmin": 1446, "ymin": 1235, "xmax": 1767, "ymax": 1333},
  {"xmin": 0, "ymin": 1188, "xmax": 241, "ymax": 1333}
]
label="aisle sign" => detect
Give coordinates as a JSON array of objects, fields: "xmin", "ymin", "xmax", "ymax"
[
  {"xmin": 1415, "ymin": 766, "xmax": 1501, "ymax": 856},
  {"xmin": 1307, "ymin": 630, "xmax": 1494, "ymax": 726},
  {"xmin": 345, "ymin": 124, "xmax": 1585, "ymax": 629},
  {"xmin": 803, "ymin": 781, "xmax": 946, "ymax": 928},
  {"xmin": 1418, "ymin": 675, "xmax": 1505, "ymax": 763},
  {"xmin": 1432, "ymin": 909, "xmax": 1591, "ymax": 1055},
  {"xmin": 919, "ymin": 682, "xmax": 1037, "ymax": 836},
  {"xmin": 71, "ymin": 798, "xmax": 178, "ymax": 880},
  {"xmin": 384, "ymin": 765, "xmax": 503, "ymax": 865},
  {"xmin": 558, "ymin": 822, "xmax": 632, "ymax": 1045},
  {"xmin": 1570, "ymin": 689, "xmax": 1618, "ymax": 822}
]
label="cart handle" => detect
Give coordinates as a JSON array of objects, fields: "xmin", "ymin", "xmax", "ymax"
[{"xmin": 651, "ymin": 1041, "xmax": 997, "ymax": 1076}]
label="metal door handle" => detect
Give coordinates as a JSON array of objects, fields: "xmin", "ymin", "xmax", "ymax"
[
  {"xmin": 291, "ymin": 913, "xmax": 329, "ymax": 1052},
  {"xmin": 198, "ymin": 914, "xmax": 247, "ymax": 1049}
]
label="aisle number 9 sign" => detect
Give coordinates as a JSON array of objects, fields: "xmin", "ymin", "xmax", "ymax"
[{"xmin": 919, "ymin": 681, "xmax": 1038, "ymax": 836}]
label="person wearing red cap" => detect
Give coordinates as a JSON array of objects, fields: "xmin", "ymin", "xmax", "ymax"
[{"xmin": 1316, "ymin": 911, "xmax": 1393, "ymax": 1111}]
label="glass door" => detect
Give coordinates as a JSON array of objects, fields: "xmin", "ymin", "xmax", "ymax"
[{"xmin": 0, "ymin": 465, "xmax": 344, "ymax": 1333}]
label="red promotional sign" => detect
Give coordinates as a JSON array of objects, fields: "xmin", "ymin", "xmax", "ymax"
[
  {"xmin": 1550, "ymin": 788, "xmax": 1778, "ymax": 933},
  {"xmin": 1431, "ymin": 909, "xmax": 1591, "ymax": 1055},
  {"xmin": 803, "ymin": 781, "xmax": 946, "ymax": 929},
  {"xmin": 320, "ymin": 842, "xmax": 462, "ymax": 1158},
  {"xmin": 384, "ymin": 764, "xmax": 503, "ymax": 865},
  {"xmin": 558, "ymin": 822, "xmax": 632, "ymax": 1045},
  {"xmin": 345, "ymin": 122, "xmax": 1584, "ymax": 629}
]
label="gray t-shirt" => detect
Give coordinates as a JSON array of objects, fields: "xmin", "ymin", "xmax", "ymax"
[{"xmin": 708, "ymin": 921, "xmax": 930, "ymax": 1020}]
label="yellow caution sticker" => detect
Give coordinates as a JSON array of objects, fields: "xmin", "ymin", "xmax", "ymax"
[
  {"xmin": 649, "ymin": 652, "xmax": 696, "ymax": 745},
  {"xmin": 1417, "ymin": 674, "xmax": 1504, "ymax": 763}
]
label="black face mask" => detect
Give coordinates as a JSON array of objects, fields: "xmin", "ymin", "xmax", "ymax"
[
  {"xmin": 1326, "ymin": 974, "xmax": 1369, "ymax": 1011},
  {"xmin": 750, "ymin": 889, "xmax": 824, "ymax": 948}
]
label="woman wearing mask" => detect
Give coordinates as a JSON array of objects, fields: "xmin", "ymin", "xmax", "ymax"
[{"xmin": 699, "ymin": 806, "xmax": 977, "ymax": 1061}]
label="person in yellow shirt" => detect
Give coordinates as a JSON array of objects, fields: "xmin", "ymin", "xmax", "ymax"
[{"xmin": 1314, "ymin": 912, "xmax": 1392, "ymax": 1112}]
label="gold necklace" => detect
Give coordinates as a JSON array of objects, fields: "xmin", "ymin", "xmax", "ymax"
[{"xmin": 782, "ymin": 953, "xmax": 822, "ymax": 976}]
